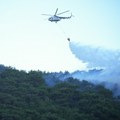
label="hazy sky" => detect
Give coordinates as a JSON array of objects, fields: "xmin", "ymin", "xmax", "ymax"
[{"xmin": 0, "ymin": 0, "xmax": 120, "ymax": 72}]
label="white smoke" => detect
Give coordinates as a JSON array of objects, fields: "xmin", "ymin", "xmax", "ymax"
[{"xmin": 69, "ymin": 42, "xmax": 120, "ymax": 96}]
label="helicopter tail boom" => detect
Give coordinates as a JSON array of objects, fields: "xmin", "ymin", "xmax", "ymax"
[{"xmin": 59, "ymin": 13, "xmax": 73, "ymax": 19}]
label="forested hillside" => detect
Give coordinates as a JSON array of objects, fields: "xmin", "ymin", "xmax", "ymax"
[{"xmin": 0, "ymin": 67, "xmax": 120, "ymax": 120}]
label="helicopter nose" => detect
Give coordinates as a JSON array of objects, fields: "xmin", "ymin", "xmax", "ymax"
[{"xmin": 48, "ymin": 17, "xmax": 51, "ymax": 21}]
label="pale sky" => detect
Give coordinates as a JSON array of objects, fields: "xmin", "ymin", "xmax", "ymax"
[{"xmin": 0, "ymin": 0, "xmax": 120, "ymax": 72}]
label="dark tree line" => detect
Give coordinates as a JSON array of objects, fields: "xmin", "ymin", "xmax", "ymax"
[{"xmin": 0, "ymin": 67, "xmax": 120, "ymax": 120}]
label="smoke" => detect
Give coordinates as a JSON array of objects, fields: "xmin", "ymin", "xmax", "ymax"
[{"xmin": 69, "ymin": 42, "xmax": 120, "ymax": 96}]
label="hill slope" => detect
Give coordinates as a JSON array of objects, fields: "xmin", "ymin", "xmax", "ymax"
[{"xmin": 0, "ymin": 67, "xmax": 120, "ymax": 120}]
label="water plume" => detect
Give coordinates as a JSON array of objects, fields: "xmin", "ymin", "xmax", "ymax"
[{"xmin": 69, "ymin": 42, "xmax": 120, "ymax": 96}]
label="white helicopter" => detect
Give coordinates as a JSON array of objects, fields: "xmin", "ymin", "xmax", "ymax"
[{"xmin": 42, "ymin": 8, "xmax": 72, "ymax": 23}]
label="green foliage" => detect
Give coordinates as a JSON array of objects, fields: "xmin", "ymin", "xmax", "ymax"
[{"xmin": 0, "ymin": 68, "xmax": 120, "ymax": 120}]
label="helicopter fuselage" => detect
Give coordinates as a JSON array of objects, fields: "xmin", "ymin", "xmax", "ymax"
[
  {"xmin": 48, "ymin": 15, "xmax": 61, "ymax": 22},
  {"xmin": 48, "ymin": 14, "xmax": 72, "ymax": 23}
]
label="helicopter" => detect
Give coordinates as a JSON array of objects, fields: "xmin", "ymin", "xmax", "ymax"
[{"xmin": 42, "ymin": 8, "xmax": 72, "ymax": 23}]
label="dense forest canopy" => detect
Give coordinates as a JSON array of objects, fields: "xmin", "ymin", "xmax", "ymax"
[{"xmin": 0, "ymin": 65, "xmax": 120, "ymax": 120}]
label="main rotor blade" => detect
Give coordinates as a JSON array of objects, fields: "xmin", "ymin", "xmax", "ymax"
[
  {"xmin": 57, "ymin": 10, "xmax": 70, "ymax": 15},
  {"xmin": 41, "ymin": 14, "xmax": 52, "ymax": 16},
  {"xmin": 55, "ymin": 8, "xmax": 58, "ymax": 15}
]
